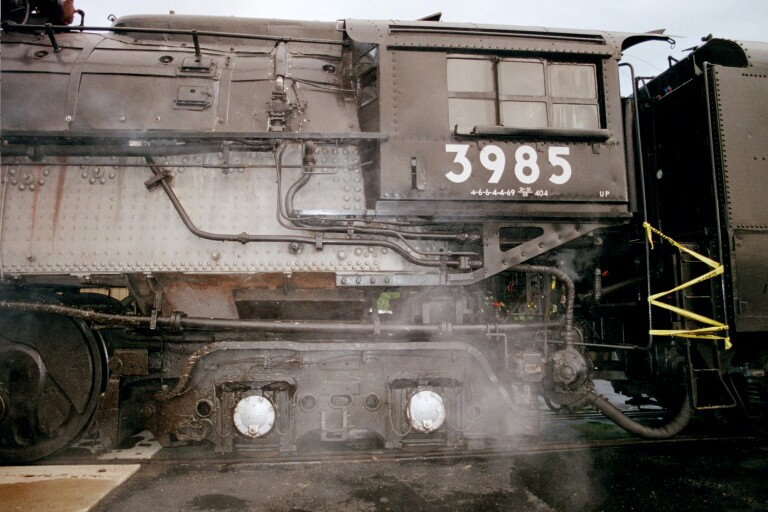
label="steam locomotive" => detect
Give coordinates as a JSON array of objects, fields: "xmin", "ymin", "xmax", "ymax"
[{"xmin": 1, "ymin": 3, "xmax": 767, "ymax": 463}]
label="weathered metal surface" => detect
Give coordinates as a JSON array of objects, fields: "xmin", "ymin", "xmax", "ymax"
[
  {"xmin": 343, "ymin": 19, "xmax": 670, "ymax": 56},
  {"xmin": 712, "ymin": 65, "xmax": 768, "ymax": 331},
  {"xmin": 144, "ymin": 340, "xmax": 538, "ymax": 453},
  {"xmin": 0, "ymin": 149, "xmax": 403, "ymax": 276},
  {"xmin": 0, "ymin": 27, "xmax": 345, "ymax": 134},
  {"xmin": 361, "ymin": 23, "xmax": 632, "ymax": 215},
  {"xmin": 0, "ymin": 17, "xmax": 631, "ymax": 286}
]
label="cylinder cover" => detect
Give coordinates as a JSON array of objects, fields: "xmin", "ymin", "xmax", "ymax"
[
  {"xmin": 407, "ymin": 390, "xmax": 445, "ymax": 433},
  {"xmin": 233, "ymin": 395, "xmax": 275, "ymax": 438}
]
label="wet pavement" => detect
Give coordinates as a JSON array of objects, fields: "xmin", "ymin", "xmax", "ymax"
[{"xmin": 88, "ymin": 437, "xmax": 768, "ymax": 512}]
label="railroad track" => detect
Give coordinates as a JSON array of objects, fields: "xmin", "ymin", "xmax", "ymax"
[
  {"xmin": 35, "ymin": 430, "xmax": 758, "ymax": 468},
  {"xmin": 18, "ymin": 402, "xmax": 760, "ymax": 468}
]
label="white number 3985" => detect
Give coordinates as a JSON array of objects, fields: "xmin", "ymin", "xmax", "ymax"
[{"xmin": 445, "ymin": 144, "xmax": 571, "ymax": 186}]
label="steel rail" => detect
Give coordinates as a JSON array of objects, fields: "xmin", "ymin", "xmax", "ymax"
[{"xmin": 51, "ymin": 433, "xmax": 758, "ymax": 467}]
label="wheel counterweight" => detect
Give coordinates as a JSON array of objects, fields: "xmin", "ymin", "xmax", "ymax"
[{"xmin": 0, "ymin": 311, "xmax": 104, "ymax": 463}]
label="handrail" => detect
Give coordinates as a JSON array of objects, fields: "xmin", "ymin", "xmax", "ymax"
[{"xmin": 1, "ymin": 21, "xmax": 346, "ymax": 47}]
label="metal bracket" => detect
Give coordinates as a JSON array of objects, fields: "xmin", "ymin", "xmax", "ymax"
[
  {"xmin": 144, "ymin": 170, "xmax": 171, "ymax": 190},
  {"xmin": 283, "ymin": 272, "xmax": 293, "ymax": 295},
  {"xmin": 268, "ymin": 89, "xmax": 291, "ymax": 132},
  {"xmin": 320, "ymin": 409, "xmax": 349, "ymax": 442},
  {"xmin": 150, "ymin": 289, "xmax": 163, "ymax": 330},
  {"xmin": 174, "ymin": 85, "xmax": 213, "ymax": 110},
  {"xmin": 372, "ymin": 310, "xmax": 381, "ymax": 335},
  {"xmin": 447, "ymin": 222, "xmax": 605, "ymax": 285},
  {"xmin": 410, "ymin": 156, "xmax": 426, "ymax": 190},
  {"xmin": 337, "ymin": 273, "xmax": 442, "ymax": 287},
  {"xmin": 181, "ymin": 56, "xmax": 213, "ymax": 73}
]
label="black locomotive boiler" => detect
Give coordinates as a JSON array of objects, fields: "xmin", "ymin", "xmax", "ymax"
[{"xmin": 1, "ymin": 6, "xmax": 767, "ymax": 463}]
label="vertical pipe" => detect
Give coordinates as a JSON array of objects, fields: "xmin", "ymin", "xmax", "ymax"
[
  {"xmin": 45, "ymin": 24, "xmax": 61, "ymax": 53},
  {"xmin": 192, "ymin": 30, "xmax": 201, "ymax": 60},
  {"xmin": 621, "ymin": 61, "xmax": 655, "ymax": 351},
  {"xmin": 514, "ymin": 265, "xmax": 575, "ymax": 347}
]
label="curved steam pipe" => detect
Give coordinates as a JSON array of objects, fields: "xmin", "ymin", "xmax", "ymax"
[
  {"xmin": 516, "ymin": 261, "xmax": 693, "ymax": 439},
  {"xmin": 590, "ymin": 392, "xmax": 694, "ymax": 439},
  {"xmin": 143, "ymin": 157, "xmax": 449, "ymax": 267}
]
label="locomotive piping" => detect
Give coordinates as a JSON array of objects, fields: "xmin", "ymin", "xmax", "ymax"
[
  {"xmin": 2, "ymin": 143, "xmax": 225, "ymax": 159},
  {"xmin": 0, "ymin": 299, "xmax": 543, "ymax": 335},
  {"xmin": 542, "ymin": 387, "xmax": 695, "ymax": 439},
  {"xmin": 273, "ymin": 143, "xmax": 480, "ymax": 256},
  {"xmin": 0, "ymin": 299, "xmax": 692, "ymax": 438},
  {"xmin": 0, "ymin": 166, "xmax": 7, "ymax": 283},
  {"xmin": 144, "ymin": 156, "xmax": 315, "ymax": 245},
  {"xmin": 0, "ymin": 22, "xmax": 348, "ymax": 47},
  {"xmin": 0, "ymin": 265, "xmax": 576, "ymax": 345},
  {"xmin": 516, "ymin": 262, "xmax": 695, "ymax": 438},
  {"xmin": 513, "ymin": 265, "xmax": 575, "ymax": 347},
  {"xmin": 143, "ymin": 157, "xmax": 452, "ymax": 267},
  {"xmin": 283, "ymin": 142, "xmax": 314, "ymax": 217},
  {"xmin": 590, "ymin": 392, "xmax": 694, "ymax": 439}
]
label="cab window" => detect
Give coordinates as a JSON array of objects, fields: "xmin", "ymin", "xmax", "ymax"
[
  {"xmin": 447, "ymin": 56, "xmax": 600, "ymax": 133},
  {"xmin": 355, "ymin": 47, "xmax": 378, "ymax": 107}
]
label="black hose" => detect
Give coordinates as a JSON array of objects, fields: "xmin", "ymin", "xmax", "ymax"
[{"xmin": 591, "ymin": 393, "xmax": 694, "ymax": 439}]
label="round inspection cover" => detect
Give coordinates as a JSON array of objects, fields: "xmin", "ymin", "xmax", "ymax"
[
  {"xmin": 407, "ymin": 390, "xmax": 445, "ymax": 433},
  {"xmin": 233, "ymin": 395, "xmax": 275, "ymax": 438}
]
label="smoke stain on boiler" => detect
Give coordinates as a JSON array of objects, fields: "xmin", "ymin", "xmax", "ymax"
[
  {"xmin": 26, "ymin": 167, "xmax": 41, "ymax": 257},
  {"xmin": 52, "ymin": 160, "xmax": 67, "ymax": 234}
]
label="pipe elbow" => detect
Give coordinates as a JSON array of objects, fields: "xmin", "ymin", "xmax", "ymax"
[{"xmin": 591, "ymin": 393, "xmax": 694, "ymax": 439}]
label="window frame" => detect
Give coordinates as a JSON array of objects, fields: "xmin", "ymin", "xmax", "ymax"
[
  {"xmin": 354, "ymin": 46, "xmax": 379, "ymax": 108},
  {"xmin": 447, "ymin": 54, "xmax": 606, "ymax": 136}
]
